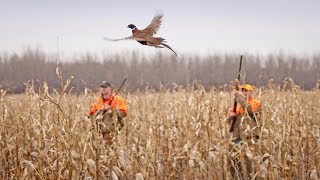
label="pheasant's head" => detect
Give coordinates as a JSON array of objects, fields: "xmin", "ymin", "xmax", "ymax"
[{"xmin": 127, "ymin": 24, "xmax": 136, "ymax": 30}]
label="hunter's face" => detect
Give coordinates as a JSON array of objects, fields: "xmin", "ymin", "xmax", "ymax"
[
  {"xmin": 241, "ymin": 88, "xmax": 252, "ymax": 98},
  {"xmin": 100, "ymin": 86, "xmax": 112, "ymax": 97}
]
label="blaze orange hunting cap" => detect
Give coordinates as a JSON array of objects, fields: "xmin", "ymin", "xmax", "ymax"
[{"xmin": 240, "ymin": 84, "xmax": 253, "ymax": 91}]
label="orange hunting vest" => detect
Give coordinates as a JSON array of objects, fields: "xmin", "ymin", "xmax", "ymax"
[
  {"xmin": 232, "ymin": 98, "xmax": 261, "ymax": 115},
  {"xmin": 89, "ymin": 95, "xmax": 127, "ymax": 116}
]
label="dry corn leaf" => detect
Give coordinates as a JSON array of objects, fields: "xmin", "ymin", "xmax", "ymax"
[{"xmin": 135, "ymin": 173, "xmax": 144, "ymax": 180}]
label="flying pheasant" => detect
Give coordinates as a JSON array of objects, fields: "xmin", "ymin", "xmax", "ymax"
[{"xmin": 103, "ymin": 14, "xmax": 182, "ymax": 61}]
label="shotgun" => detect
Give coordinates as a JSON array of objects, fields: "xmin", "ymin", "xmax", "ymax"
[
  {"xmin": 229, "ymin": 55, "xmax": 243, "ymax": 132},
  {"xmin": 116, "ymin": 78, "xmax": 127, "ymax": 94}
]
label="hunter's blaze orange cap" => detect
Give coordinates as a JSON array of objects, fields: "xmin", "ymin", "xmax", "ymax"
[{"xmin": 240, "ymin": 84, "xmax": 253, "ymax": 91}]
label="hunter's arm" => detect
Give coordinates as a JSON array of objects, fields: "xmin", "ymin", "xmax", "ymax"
[{"xmin": 235, "ymin": 94, "xmax": 254, "ymax": 114}]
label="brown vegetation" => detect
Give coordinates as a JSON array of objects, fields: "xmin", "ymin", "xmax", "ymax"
[
  {"xmin": 0, "ymin": 48, "xmax": 319, "ymax": 92},
  {"xmin": 0, "ymin": 75, "xmax": 319, "ymax": 179}
]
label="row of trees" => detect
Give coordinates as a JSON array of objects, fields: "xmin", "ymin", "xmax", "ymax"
[{"xmin": 0, "ymin": 48, "xmax": 319, "ymax": 93}]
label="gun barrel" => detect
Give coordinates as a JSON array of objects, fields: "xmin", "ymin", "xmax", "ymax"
[{"xmin": 229, "ymin": 55, "xmax": 243, "ymax": 132}]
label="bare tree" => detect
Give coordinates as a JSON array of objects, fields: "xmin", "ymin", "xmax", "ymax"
[{"xmin": 0, "ymin": 48, "xmax": 319, "ymax": 93}]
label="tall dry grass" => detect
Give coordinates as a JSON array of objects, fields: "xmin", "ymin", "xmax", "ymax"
[{"xmin": 0, "ymin": 77, "xmax": 319, "ymax": 179}]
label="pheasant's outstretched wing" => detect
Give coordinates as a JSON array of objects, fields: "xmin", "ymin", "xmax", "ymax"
[
  {"xmin": 161, "ymin": 43, "xmax": 182, "ymax": 62},
  {"xmin": 142, "ymin": 14, "xmax": 163, "ymax": 36},
  {"xmin": 102, "ymin": 36, "xmax": 134, "ymax": 41},
  {"xmin": 102, "ymin": 36, "xmax": 145, "ymax": 41}
]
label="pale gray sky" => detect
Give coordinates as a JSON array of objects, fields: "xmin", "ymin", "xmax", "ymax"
[{"xmin": 1, "ymin": 0, "xmax": 320, "ymax": 58}]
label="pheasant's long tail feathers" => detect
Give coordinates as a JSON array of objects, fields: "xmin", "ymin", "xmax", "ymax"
[{"xmin": 161, "ymin": 43, "xmax": 182, "ymax": 62}]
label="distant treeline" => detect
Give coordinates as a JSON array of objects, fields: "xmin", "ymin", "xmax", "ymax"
[{"xmin": 0, "ymin": 48, "xmax": 319, "ymax": 93}]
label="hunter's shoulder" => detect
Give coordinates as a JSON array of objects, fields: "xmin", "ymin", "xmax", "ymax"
[
  {"xmin": 251, "ymin": 98, "xmax": 261, "ymax": 104},
  {"xmin": 114, "ymin": 95, "xmax": 126, "ymax": 101},
  {"xmin": 250, "ymin": 98, "xmax": 262, "ymax": 109},
  {"xmin": 94, "ymin": 96, "xmax": 104, "ymax": 102}
]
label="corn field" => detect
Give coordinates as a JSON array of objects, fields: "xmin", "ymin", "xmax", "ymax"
[{"xmin": 0, "ymin": 75, "xmax": 320, "ymax": 179}]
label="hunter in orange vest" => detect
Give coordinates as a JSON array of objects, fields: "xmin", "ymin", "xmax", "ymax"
[
  {"xmin": 89, "ymin": 81, "xmax": 128, "ymax": 145},
  {"xmin": 227, "ymin": 84, "xmax": 262, "ymax": 142},
  {"xmin": 89, "ymin": 81, "xmax": 127, "ymax": 116}
]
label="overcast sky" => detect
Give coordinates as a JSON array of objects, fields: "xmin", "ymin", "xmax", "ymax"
[{"xmin": 1, "ymin": 0, "xmax": 320, "ymax": 58}]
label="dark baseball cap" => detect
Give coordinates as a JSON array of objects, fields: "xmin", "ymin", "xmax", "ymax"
[{"xmin": 100, "ymin": 81, "xmax": 111, "ymax": 88}]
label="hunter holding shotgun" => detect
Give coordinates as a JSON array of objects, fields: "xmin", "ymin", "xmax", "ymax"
[
  {"xmin": 88, "ymin": 80, "xmax": 128, "ymax": 145},
  {"xmin": 227, "ymin": 82, "xmax": 262, "ymax": 179},
  {"xmin": 227, "ymin": 84, "xmax": 261, "ymax": 142},
  {"xmin": 227, "ymin": 56, "xmax": 262, "ymax": 143}
]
